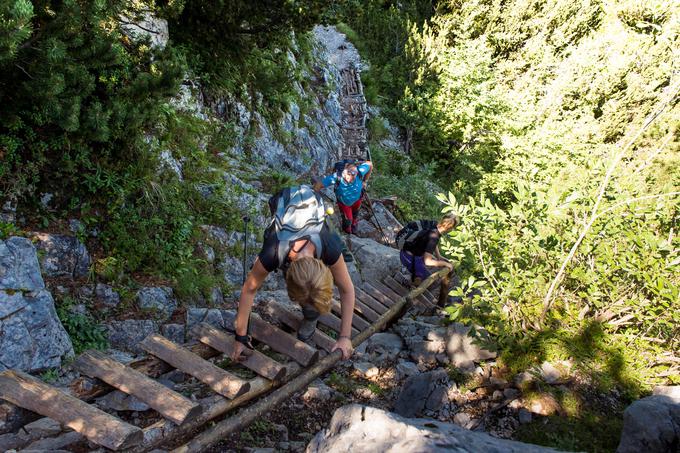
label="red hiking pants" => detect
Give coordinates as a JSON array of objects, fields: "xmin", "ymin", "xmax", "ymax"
[{"xmin": 337, "ymin": 199, "xmax": 362, "ymax": 233}]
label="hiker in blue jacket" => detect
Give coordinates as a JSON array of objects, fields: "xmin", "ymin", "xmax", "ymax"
[{"xmin": 315, "ymin": 160, "xmax": 373, "ymax": 234}]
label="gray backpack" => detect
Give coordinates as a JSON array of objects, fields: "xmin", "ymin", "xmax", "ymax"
[{"xmin": 268, "ymin": 185, "xmax": 326, "ymax": 270}]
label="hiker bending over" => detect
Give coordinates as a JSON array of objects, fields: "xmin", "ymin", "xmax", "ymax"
[
  {"xmin": 396, "ymin": 213, "xmax": 460, "ymax": 284},
  {"xmin": 314, "ymin": 160, "xmax": 373, "ymax": 234},
  {"xmin": 231, "ymin": 185, "xmax": 355, "ymax": 361}
]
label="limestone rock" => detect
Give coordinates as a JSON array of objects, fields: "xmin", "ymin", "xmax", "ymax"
[
  {"xmin": 393, "ymin": 369, "xmax": 448, "ymax": 418},
  {"xmin": 186, "ymin": 308, "xmax": 231, "ymax": 331},
  {"xmin": 161, "ymin": 323, "xmax": 185, "ymax": 344},
  {"xmin": 353, "ymin": 362, "xmax": 379, "ymax": 379},
  {"xmin": 306, "ymin": 404, "xmax": 565, "ymax": 452},
  {"xmin": 30, "ymin": 233, "xmax": 90, "ymax": 278},
  {"xmin": 446, "ymin": 323, "xmax": 496, "ymax": 370},
  {"xmin": 0, "ymin": 289, "xmax": 73, "ymax": 371},
  {"xmin": 0, "ymin": 237, "xmax": 44, "ymax": 291},
  {"xmin": 136, "ymin": 286, "xmax": 177, "ymax": 320},
  {"xmin": 95, "ymin": 283, "xmax": 120, "ymax": 308},
  {"xmin": 617, "ymin": 391, "xmax": 680, "ymax": 453},
  {"xmin": 347, "ymin": 236, "xmax": 401, "ymax": 282},
  {"xmin": 120, "ymin": 12, "xmax": 169, "ymax": 49},
  {"xmin": 106, "ymin": 319, "xmax": 158, "ymax": 354}
]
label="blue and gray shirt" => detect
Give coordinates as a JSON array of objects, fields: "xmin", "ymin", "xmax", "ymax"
[{"xmin": 321, "ymin": 162, "xmax": 371, "ymax": 206}]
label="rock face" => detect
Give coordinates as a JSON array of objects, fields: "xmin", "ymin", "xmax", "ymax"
[
  {"xmin": 106, "ymin": 319, "xmax": 158, "ymax": 354},
  {"xmin": 0, "ymin": 237, "xmax": 73, "ymax": 371},
  {"xmin": 306, "ymin": 404, "xmax": 564, "ymax": 453},
  {"xmin": 393, "ymin": 369, "xmax": 449, "ymax": 418},
  {"xmin": 30, "ymin": 233, "xmax": 90, "ymax": 278},
  {"xmin": 617, "ymin": 387, "xmax": 680, "ymax": 453},
  {"xmin": 136, "ymin": 286, "xmax": 177, "ymax": 321},
  {"xmin": 347, "ymin": 236, "xmax": 402, "ymax": 282}
]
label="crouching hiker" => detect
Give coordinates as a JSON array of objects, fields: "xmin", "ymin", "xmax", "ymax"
[
  {"xmin": 231, "ymin": 185, "xmax": 355, "ymax": 362},
  {"xmin": 395, "ymin": 213, "xmax": 460, "ymax": 285},
  {"xmin": 314, "ymin": 160, "xmax": 373, "ymax": 234}
]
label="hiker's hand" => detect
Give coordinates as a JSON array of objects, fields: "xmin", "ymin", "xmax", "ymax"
[
  {"xmin": 231, "ymin": 341, "xmax": 251, "ymax": 362},
  {"xmin": 332, "ymin": 336, "xmax": 353, "ymax": 360}
]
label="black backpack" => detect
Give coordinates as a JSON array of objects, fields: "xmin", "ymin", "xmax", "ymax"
[{"xmin": 395, "ymin": 220, "xmax": 433, "ymax": 250}]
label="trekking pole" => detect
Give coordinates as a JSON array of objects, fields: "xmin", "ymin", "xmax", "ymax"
[
  {"xmin": 242, "ymin": 216, "xmax": 250, "ymax": 285},
  {"xmin": 241, "ymin": 215, "xmax": 251, "ymax": 337},
  {"xmin": 362, "ymin": 190, "xmax": 390, "ymax": 245}
]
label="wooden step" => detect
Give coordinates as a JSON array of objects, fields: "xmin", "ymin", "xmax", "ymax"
[
  {"xmin": 352, "ymin": 297, "xmax": 380, "ymax": 322},
  {"xmin": 399, "ymin": 272, "xmax": 438, "ymax": 303},
  {"xmin": 355, "ymin": 287, "xmax": 388, "ymax": 314},
  {"xmin": 0, "ymin": 370, "xmax": 142, "ymax": 451},
  {"xmin": 191, "ymin": 323, "xmax": 287, "ymax": 381},
  {"xmin": 363, "ymin": 281, "xmax": 399, "ymax": 306},
  {"xmin": 139, "ymin": 334, "xmax": 250, "ymax": 399},
  {"xmin": 384, "ymin": 276, "xmax": 435, "ymax": 308},
  {"xmin": 248, "ymin": 314, "xmax": 320, "ymax": 366},
  {"xmin": 383, "ymin": 276, "xmax": 409, "ymax": 296},
  {"xmin": 74, "ymin": 350, "xmax": 202, "ymax": 425},
  {"xmin": 260, "ymin": 300, "xmax": 336, "ymax": 353},
  {"xmin": 311, "ymin": 307, "xmax": 358, "ymax": 337},
  {"xmin": 331, "ymin": 299, "xmax": 371, "ymax": 331}
]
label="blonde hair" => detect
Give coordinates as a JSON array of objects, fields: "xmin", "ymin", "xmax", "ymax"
[{"xmin": 286, "ymin": 257, "xmax": 333, "ymax": 314}]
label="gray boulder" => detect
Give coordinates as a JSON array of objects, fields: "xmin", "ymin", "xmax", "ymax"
[
  {"xmin": 446, "ymin": 323, "xmax": 497, "ymax": 370},
  {"xmin": 136, "ymin": 286, "xmax": 177, "ymax": 320},
  {"xmin": 106, "ymin": 319, "xmax": 158, "ymax": 354},
  {"xmin": 120, "ymin": 11, "xmax": 169, "ymax": 49},
  {"xmin": 306, "ymin": 404, "xmax": 565, "ymax": 453},
  {"xmin": 186, "ymin": 307, "xmax": 231, "ymax": 331},
  {"xmin": 347, "ymin": 236, "xmax": 401, "ymax": 282},
  {"xmin": 0, "ymin": 237, "xmax": 45, "ymax": 291},
  {"xmin": 95, "ymin": 283, "xmax": 120, "ymax": 308},
  {"xmin": 393, "ymin": 369, "xmax": 449, "ymax": 417},
  {"xmin": 617, "ymin": 388, "xmax": 680, "ymax": 453},
  {"xmin": 30, "ymin": 233, "xmax": 90, "ymax": 278},
  {"xmin": 0, "ymin": 238, "xmax": 73, "ymax": 372},
  {"xmin": 353, "ymin": 202, "xmax": 402, "ymax": 245}
]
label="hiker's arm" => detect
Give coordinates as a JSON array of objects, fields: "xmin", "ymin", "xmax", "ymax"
[
  {"xmin": 329, "ymin": 257, "xmax": 355, "ymax": 359},
  {"xmin": 361, "ymin": 161, "xmax": 373, "ymax": 183},
  {"xmin": 232, "ymin": 259, "xmax": 269, "ymax": 360}
]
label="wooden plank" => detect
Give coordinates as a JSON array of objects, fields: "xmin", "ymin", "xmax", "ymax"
[
  {"xmin": 318, "ymin": 310, "xmax": 359, "ymax": 338},
  {"xmin": 351, "ymin": 298, "xmax": 380, "ymax": 323},
  {"xmin": 248, "ymin": 314, "xmax": 320, "ymax": 366},
  {"xmin": 191, "ymin": 323, "xmax": 286, "ymax": 381},
  {"xmin": 331, "ymin": 299, "xmax": 371, "ymax": 331},
  {"xmin": 398, "ymin": 272, "xmax": 438, "ymax": 303},
  {"xmin": 0, "ymin": 370, "xmax": 142, "ymax": 451},
  {"xmin": 260, "ymin": 300, "xmax": 336, "ymax": 353},
  {"xmin": 383, "ymin": 276, "xmax": 409, "ymax": 296},
  {"xmin": 384, "ymin": 276, "xmax": 433, "ymax": 307},
  {"xmin": 367, "ymin": 281, "xmax": 401, "ymax": 304},
  {"xmin": 355, "ymin": 287, "xmax": 388, "ymax": 314},
  {"xmin": 139, "ymin": 334, "xmax": 250, "ymax": 399},
  {"xmin": 74, "ymin": 350, "xmax": 202, "ymax": 425}
]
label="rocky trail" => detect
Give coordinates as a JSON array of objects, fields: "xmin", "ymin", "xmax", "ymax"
[{"xmin": 0, "ymin": 24, "xmax": 678, "ymax": 453}]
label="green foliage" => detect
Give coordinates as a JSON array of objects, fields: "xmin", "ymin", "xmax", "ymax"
[
  {"xmin": 346, "ymin": 0, "xmax": 680, "ymax": 396},
  {"xmin": 39, "ymin": 368, "xmax": 60, "ymax": 384},
  {"xmin": 0, "ymin": 221, "xmax": 20, "ymax": 240},
  {"xmin": 56, "ymin": 298, "xmax": 108, "ymax": 355}
]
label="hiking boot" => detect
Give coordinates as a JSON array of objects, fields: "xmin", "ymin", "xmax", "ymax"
[{"xmin": 297, "ymin": 305, "xmax": 320, "ymax": 344}]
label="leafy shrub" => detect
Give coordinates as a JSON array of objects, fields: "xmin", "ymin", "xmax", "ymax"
[{"xmin": 56, "ymin": 298, "xmax": 108, "ymax": 354}]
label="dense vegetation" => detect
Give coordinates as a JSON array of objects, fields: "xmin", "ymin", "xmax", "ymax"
[
  {"xmin": 342, "ymin": 0, "xmax": 678, "ymax": 447},
  {"xmin": 0, "ymin": 0, "xmax": 334, "ymax": 298}
]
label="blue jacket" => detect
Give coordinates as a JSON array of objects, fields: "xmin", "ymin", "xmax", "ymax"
[{"xmin": 322, "ymin": 162, "xmax": 371, "ymax": 206}]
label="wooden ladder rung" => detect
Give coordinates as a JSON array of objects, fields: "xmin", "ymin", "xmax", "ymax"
[
  {"xmin": 363, "ymin": 282, "xmax": 398, "ymax": 307},
  {"xmin": 0, "ymin": 370, "xmax": 143, "ymax": 451},
  {"xmin": 74, "ymin": 350, "xmax": 202, "ymax": 425},
  {"xmin": 399, "ymin": 272, "xmax": 438, "ymax": 303},
  {"xmin": 191, "ymin": 323, "xmax": 286, "ymax": 381},
  {"xmin": 261, "ymin": 300, "xmax": 336, "ymax": 353},
  {"xmin": 319, "ymin": 310, "xmax": 359, "ymax": 338},
  {"xmin": 139, "ymin": 334, "xmax": 250, "ymax": 399},
  {"xmin": 248, "ymin": 314, "xmax": 320, "ymax": 366},
  {"xmin": 355, "ymin": 287, "xmax": 388, "ymax": 315},
  {"xmin": 353, "ymin": 298, "xmax": 381, "ymax": 322},
  {"xmin": 384, "ymin": 276, "xmax": 435, "ymax": 308},
  {"xmin": 383, "ymin": 276, "xmax": 409, "ymax": 296},
  {"xmin": 331, "ymin": 299, "xmax": 371, "ymax": 331}
]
